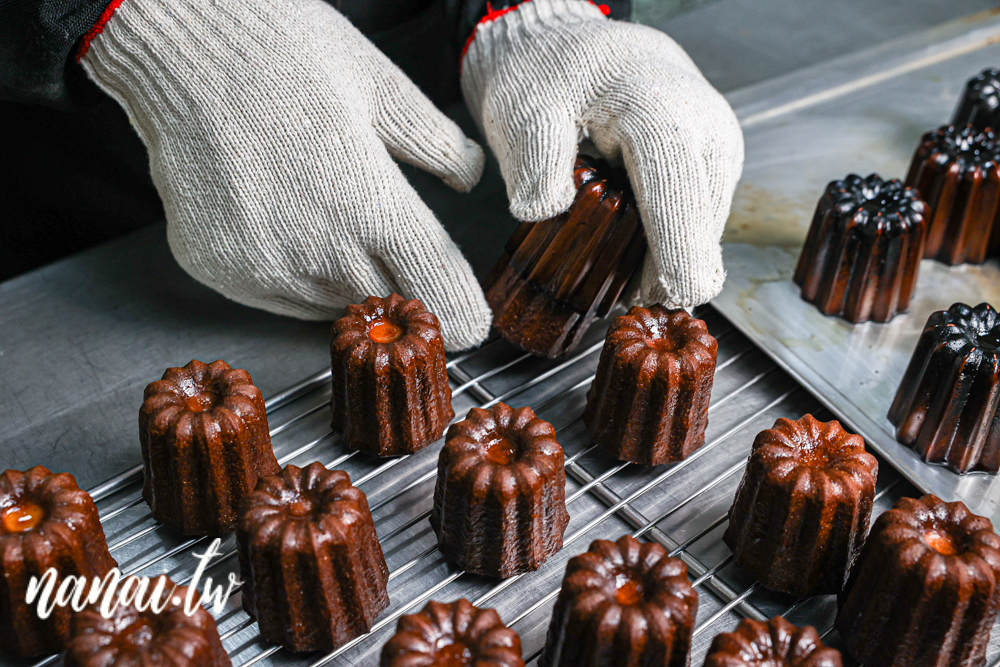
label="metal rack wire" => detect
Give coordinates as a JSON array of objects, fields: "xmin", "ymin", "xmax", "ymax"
[{"xmin": 39, "ymin": 305, "xmax": 998, "ymax": 667}]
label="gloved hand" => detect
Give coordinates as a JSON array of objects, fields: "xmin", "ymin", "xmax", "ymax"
[
  {"xmin": 79, "ymin": 0, "xmax": 492, "ymax": 350},
  {"xmin": 461, "ymin": 0, "xmax": 744, "ymax": 308}
]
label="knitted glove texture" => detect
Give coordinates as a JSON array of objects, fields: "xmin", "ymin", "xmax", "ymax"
[
  {"xmin": 462, "ymin": 0, "xmax": 745, "ymax": 308},
  {"xmin": 81, "ymin": 0, "xmax": 492, "ymax": 350}
]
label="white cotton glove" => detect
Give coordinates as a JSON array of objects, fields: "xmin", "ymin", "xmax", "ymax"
[
  {"xmin": 80, "ymin": 0, "xmax": 493, "ymax": 350},
  {"xmin": 461, "ymin": 0, "xmax": 744, "ymax": 308}
]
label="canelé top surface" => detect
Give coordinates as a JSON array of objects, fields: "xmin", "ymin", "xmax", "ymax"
[
  {"xmin": 704, "ymin": 616, "xmax": 841, "ymax": 667},
  {"xmin": 332, "ymin": 293, "xmax": 443, "ymax": 357},
  {"xmin": 871, "ymin": 494, "xmax": 1000, "ymax": 569},
  {"xmin": 929, "ymin": 302, "xmax": 1000, "ymax": 360},
  {"xmin": 441, "ymin": 403, "xmax": 563, "ymax": 486},
  {"xmin": 141, "ymin": 359, "xmax": 263, "ymax": 424},
  {"xmin": 822, "ymin": 173, "xmax": 925, "ymax": 232},
  {"xmin": 0, "ymin": 465, "xmax": 96, "ymax": 542},
  {"xmin": 749, "ymin": 415, "xmax": 877, "ymax": 487},
  {"xmin": 606, "ymin": 305, "xmax": 717, "ymax": 367},
  {"xmin": 918, "ymin": 125, "xmax": 1000, "ymax": 171},
  {"xmin": 381, "ymin": 599, "xmax": 523, "ymax": 667},
  {"xmin": 238, "ymin": 463, "xmax": 373, "ymax": 549},
  {"xmin": 559, "ymin": 535, "xmax": 697, "ymax": 618}
]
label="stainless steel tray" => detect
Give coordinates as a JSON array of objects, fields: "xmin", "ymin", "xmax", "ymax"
[
  {"xmin": 26, "ymin": 306, "xmax": 936, "ymax": 667},
  {"xmin": 714, "ymin": 11, "xmax": 1000, "ymax": 521}
]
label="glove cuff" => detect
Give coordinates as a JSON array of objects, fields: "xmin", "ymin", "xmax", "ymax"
[{"xmin": 76, "ymin": 0, "xmax": 126, "ymax": 62}]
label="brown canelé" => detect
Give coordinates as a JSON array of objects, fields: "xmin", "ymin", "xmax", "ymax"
[
  {"xmin": 236, "ymin": 462, "xmax": 389, "ymax": 652},
  {"xmin": 0, "ymin": 466, "xmax": 117, "ymax": 658},
  {"xmin": 65, "ymin": 576, "xmax": 230, "ymax": 667},
  {"xmin": 331, "ymin": 293, "xmax": 454, "ymax": 457},
  {"xmin": 583, "ymin": 305, "xmax": 717, "ymax": 466},
  {"xmin": 953, "ymin": 68, "xmax": 1000, "ymax": 133},
  {"xmin": 540, "ymin": 535, "xmax": 698, "ymax": 667},
  {"xmin": 381, "ymin": 599, "xmax": 524, "ymax": 667},
  {"xmin": 888, "ymin": 302, "xmax": 1000, "ymax": 474},
  {"xmin": 794, "ymin": 173, "xmax": 927, "ymax": 323},
  {"xmin": 836, "ymin": 495, "xmax": 1000, "ymax": 667},
  {"xmin": 140, "ymin": 359, "xmax": 279, "ymax": 536},
  {"xmin": 723, "ymin": 415, "xmax": 878, "ymax": 596},
  {"xmin": 905, "ymin": 125, "xmax": 1000, "ymax": 265},
  {"xmin": 703, "ymin": 617, "xmax": 842, "ymax": 667},
  {"xmin": 483, "ymin": 155, "xmax": 647, "ymax": 358},
  {"xmin": 431, "ymin": 403, "xmax": 570, "ymax": 578}
]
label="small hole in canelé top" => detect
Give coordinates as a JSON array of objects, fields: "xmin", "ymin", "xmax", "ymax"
[
  {"xmin": 367, "ymin": 318, "xmax": 404, "ymax": 344},
  {"xmin": 0, "ymin": 502, "xmax": 46, "ymax": 534},
  {"xmin": 484, "ymin": 435, "xmax": 520, "ymax": 465},
  {"xmin": 794, "ymin": 443, "xmax": 833, "ymax": 468},
  {"xmin": 924, "ymin": 528, "xmax": 959, "ymax": 555},
  {"xmin": 435, "ymin": 639, "xmax": 473, "ymax": 667},
  {"xmin": 185, "ymin": 393, "xmax": 215, "ymax": 412},
  {"xmin": 643, "ymin": 319, "xmax": 686, "ymax": 353},
  {"xmin": 614, "ymin": 571, "xmax": 645, "ymax": 605}
]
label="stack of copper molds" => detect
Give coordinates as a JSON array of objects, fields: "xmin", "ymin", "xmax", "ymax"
[{"xmin": 483, "ymin": 156, "xmax": 647, "ymax": 358}]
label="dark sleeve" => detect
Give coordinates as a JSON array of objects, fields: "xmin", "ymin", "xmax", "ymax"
[
  {"xmin": 446, "ymin": 0, "xmax": 631, "ymax": 53},
  {"xmin": 0, "ymin": 0, "xmax": 113, "ymax": 108}
]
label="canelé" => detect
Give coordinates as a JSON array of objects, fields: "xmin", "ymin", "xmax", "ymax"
[
  {"xmin": 65, "ymin": 576, "xmax": 230, "ymax": 667},
  {"xmin": 483, "ymin": 155, "xmax": 647, "ymax": 358},
  {"xmin": 888, "ymin": 302, "xmax": 1000, "ymax": 474},
  {"xmin": 723, "ymin": 415, "xmax": 878, "ymax": 596},
  {"xmin": 905, "ymin": 125, "xmax": 1000, "ymax": 265},
  {"xmin": 381, "ymin": 599, "xmax": 524, "ymax": 667},
  {"xmin": 703, "ymin": 617, "xmax": 841, "ymax": 667},
  {"xmin": 236, "ymin": 462, "xmax": 389, "ymax": 652},
  {"xmin": 540, "ymin": 535, "xmax": 697, "ymax": 667},
  {"xmin": 431, "ymin": 403, "xmax": 569, "ymax": 577},
  {"xmin": 953, "ymin": 68, "xmax": 1000, "ymax": 132},
  {"xmin": 140, "ymin": 359, "xmax": 279, "ymax": 535},
  {"xmin": 836, "ymin": 495, "xmax": 1000, "ymax": 667},
  {"xmin": 794, "ymin": 173, "xmax": 927, "ymax": 323},
  {"xmin": 331, "ymin": 294, "xmax": 454, "ymax": 457},
  {"xmin": 0, "ymin": 465, "xmax": 117, "ymax": 657},
  {"xmin": 583, "ymin": 305, "xmax": 717, "ymax": 466}
]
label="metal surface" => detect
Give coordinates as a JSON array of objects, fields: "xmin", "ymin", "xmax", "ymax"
[
  {"xmin": 714, "ymin": 11, "xmax": 1000, "ymax": 520},
  {"xmin": 22, "ymin": 307, "xmax": 957, "ymax": 667}
]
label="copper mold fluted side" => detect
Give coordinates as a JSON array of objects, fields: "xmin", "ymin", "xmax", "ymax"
[
  {"xmin": 236, "ymin": 463, "xmax": 389, "ymax": 653},
  {"xmin": 794, "ymin": 173, "xmax": 927, "ymax": 323},
  {"xmin": 888, "ymin": 302, "xmax": 1000, "ymax": 474},
  {"xmin": 330, "ymin": 293, "xmax": 454, "ymax": 457},
  {"xmin": 430, "ymin": 403, "xmax": 569, "ymax": 578},
  {"xmin": 905, "ymin": 125, "xmax": 1000, "ymax": 265},
  {"xmin": 836, "ymin": 495, "xmax": 1000, "ymax": 667},
  {"xmin": 483, "ymin": 156, "xmax": 647, "ymax": 358},
  {"xmin": 583, "ymin": 305, "xmax": 718, "ymax": 466},
  {"xmin": 722, "ymin": 415, "xmax": 878, "ymax": 596},
  {"xmin": 139, "ymin": 359, "xmax": 279, "ymax": 536}
]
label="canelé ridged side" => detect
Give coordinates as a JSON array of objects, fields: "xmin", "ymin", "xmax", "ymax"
[
  {"xmin": 236, "ymin": 463, "xmax": 389, "ymax": 652},
  {"xmin": 583, "ymin": 305, "xmax": 718, "ymax": 466},
  {"xmin": 139, "ymin": 359, "xmax": 279, "ymax": 536},
  {"xmin": 953, "ymin": 68, "xmax": 1000, "ymax": 132},
  {"xmin": 794, "ymin": 173, "xmax": 927, "ymax": 323},
  {"xmin": 0, "ymin": 466, "xmax": 117, "ymax": 658},
  {"xmin": 905, "ymin": 125, "xmax": 1000, "ymax": 265},
  {"xmin": 484, "ymin": 156, "xmax": 647, "ymax": 358},
  {"xmin": 540, "ymin": 535, "xmax": 697, "ymax": 667},
  {"xmin": 888, "ymin": 302, "xmax": 1000, "ymax": 473},
  {"xmin": 381, "ymin": 599, "xmax": 524, "ymax": 667},
  {"xmin": 330, "ymin": 293, "xmax": 453, "ymax": 457},
  {"xmin": 703, "ymin": 617, "xmax": 842, "ymax": 667},
  {"xmin": 836, "ymin": 495, "xmax": 1000, "ymax": 667},
  {"xmin": 65, "ymin": 577, "xmax": 230, "ymax": 667},
  {"xmin": 431, "ymin": 403, "xmax": 569, "ymax": 578},
  {"xmin": 723, "ymin": 415, "xmax": 878, "ymax": 596}
]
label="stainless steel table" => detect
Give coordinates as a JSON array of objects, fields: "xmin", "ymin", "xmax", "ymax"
[{"xmin": 3, "ymin": 1, "xmax": 999, "ymax": 666}]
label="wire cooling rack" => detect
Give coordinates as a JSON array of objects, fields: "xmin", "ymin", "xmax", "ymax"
[{"xmin": 25, "ymin": 305, "xmax": 1000, "ymax": 667}]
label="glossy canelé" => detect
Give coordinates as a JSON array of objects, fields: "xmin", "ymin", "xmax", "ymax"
[
  {"xmin": 888, "ymin": 302, "xmax": 1000, "ymax": 473},
  {"xmin": 331, "ymin": 293, "xmax": 454, "ymax": 457},
  {"xmin": 483, "ymin": 155, "xmax": 647, "ymax": 358},
  {"xmin": 583, "ymin": 305, "xmax": 718, "ymax": 466},
  {"xmin": 140, "ymin": 359, "xmax": 280, "ymax": 536},
  {"xmin": 431, "ymin": 403, "xmax": 569, "ymax": 578},
  {"xmin": 703, "ymin": 616, "xmax": 842, "ymax": 667},
  {"xmin": 724, "ymin": 415, "xmax": 878, "ymax": 596},
  {"xmin": 953, "ymin": 68, "xmax": 1000, "ymax": 132},
  {"xmin": 794, "ymin": 173, "xmax": 927, "ymax": 323}
]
